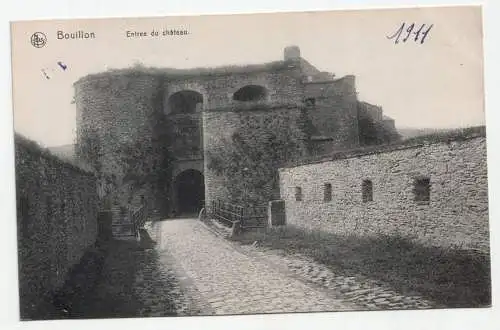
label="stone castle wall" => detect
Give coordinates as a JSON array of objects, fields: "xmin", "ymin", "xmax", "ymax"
[
  {"xmin": 358, "ymin": 101, "xmax": 400, "ymax": 145},
  {"xmin": 74, "ymin": 72, "xmax": 164, "ymax": 175},
  {"xmin": 74, "ymin": 72, "xmax": 170, "ymax": 220},
  {"xmin": 166, "ymin": 113, "xmax": 203, "ymax": 160},
  {"xmin": 15, "ymin": 135, "xmax": 99, "ymax": 319},
  {"xmin": 74, "ymin": 63, "xmax": 311, "ymax": 218},
  {"xmin": 73, "ymin": 52, "xmax": 383, "ymax": 220},
  {"xmin": 279, "ymin": 129, "xmax": 489, "ymax": 252},
  {"xmin": 304, "ymin": 75, "xmax": 360, "ymax": 154},
  {"xmin": 203, "ymin": 104, "xmax": 309, "ymax": 218},
  {"xmin": 165, "ymin": 66, "xmax": 304, "ymax": 111}
]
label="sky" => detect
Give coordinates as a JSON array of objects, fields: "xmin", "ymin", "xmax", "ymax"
[{"xmin": 10, "ymin": 6, "xmax": 484, "ymax": 147}]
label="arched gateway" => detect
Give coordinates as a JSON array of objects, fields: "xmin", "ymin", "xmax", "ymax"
[{"xmin": 174, "ymin": 169, "xmax": 205, "ymax": 215}]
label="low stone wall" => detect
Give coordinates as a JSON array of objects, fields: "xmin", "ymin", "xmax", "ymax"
[
  {"xmin": 15, "ymin": 135, "xmax": 100, "ymax": 319},
  {"xmin": 279, "ymin": 128, "xmax": 489, "ymax": 253}
]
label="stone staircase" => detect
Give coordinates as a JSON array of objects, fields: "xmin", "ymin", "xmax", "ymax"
[{"xmin": 110, "ymin": 204, "xmax": 139, "ymax": 241}]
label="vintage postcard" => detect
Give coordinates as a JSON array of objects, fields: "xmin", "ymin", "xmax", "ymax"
[{"xmin": 10, "ymin": 6, "xmax": 489, "ymax": 321}]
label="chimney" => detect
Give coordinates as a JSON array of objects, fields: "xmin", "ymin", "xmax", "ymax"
[{"xmin": 284, "ymin": 45, "xmax": 301, "ymax": 61}]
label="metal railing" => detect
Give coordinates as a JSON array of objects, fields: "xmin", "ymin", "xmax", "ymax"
[
  {"xmin": 110, "ymin": 204, "xmax": 146, "ymax": 238},
  {"xmin": 211, "ymin": 200, "xmax": 243, "ymax": 227},
  {"xmin": 131, "ymin": 205, "xmax": 146, "ymax": 234},
  {"xmin": 211, "ymin": 199, "xmax": 267, "ymax": 229}
]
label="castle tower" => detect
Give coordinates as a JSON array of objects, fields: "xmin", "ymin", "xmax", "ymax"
[{"xmin": 201, "ymin": 60, "xmax": 309, "ymax": 225}]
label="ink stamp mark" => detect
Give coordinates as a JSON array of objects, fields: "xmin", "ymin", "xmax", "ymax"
[
  {"xmin": 57, "ymin": 61, "xmax": 68, "ymax": 71},
  {"xmin": 41, "ymin": 61, "xmax": 68, "ymax": 79},
  {"xmin": 30, "ymin": 32, "xmax": 47, "ymax": 48}
]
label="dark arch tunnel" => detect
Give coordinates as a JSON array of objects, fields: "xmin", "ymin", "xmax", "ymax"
[
  {"xmin": 174, "ymin": 169, "xmax": 205, "ymax": 215},
  {"xmin": 168, "ymin": 90, "xmax": 203, "ymax": 114}
]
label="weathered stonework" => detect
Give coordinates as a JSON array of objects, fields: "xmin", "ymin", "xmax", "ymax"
[
  {"xmin": 74, "ymin": 72, "xmax": 171, "ymax": 224},
  {"xmin": 15, "ymin": 135, "xmax": 99, "ymax": 319},
  {"xmin": 358, "ymin": 101, "xmax": 400, "ymax": 146},
  {"xmin": 73, "ymin": 46, "xmax": 398, "ymax": 223},
  {"xmin": 304, "ymin": 76, "xmax": 361, "ymax": 154},
  {"xmin": 203, "ymin": 104, "xmax": 309, "ymax": 215},
  {"xmin": 279, "ymin": 129, "xmax": 489, "ymax": 252}
]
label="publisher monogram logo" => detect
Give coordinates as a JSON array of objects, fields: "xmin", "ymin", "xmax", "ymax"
[{"xmin": 30, "ymin": 32, "xmax": 47, "ymax": 48}]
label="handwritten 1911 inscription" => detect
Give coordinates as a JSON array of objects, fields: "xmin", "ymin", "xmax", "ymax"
[{"xmin": 387, "ymin": 22, "xmax": 433, "ymax": 44}]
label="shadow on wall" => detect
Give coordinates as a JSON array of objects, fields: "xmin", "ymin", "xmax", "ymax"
[
  {"xmin": 233, "ymin": 225, "xmax": 491, "ymax": 308},
  {"xmin": 15, "ymin": 133, "xmax": 101, "ymax": 320},
  {"xmin": 50, "ymin": 229, "xmax": 178, "ymax": 320}
]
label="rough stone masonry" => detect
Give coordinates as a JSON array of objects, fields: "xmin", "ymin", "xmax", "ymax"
[
  {"xmin": 279, "ymin": 127, "xmax": 489, "ymax": 253},
  {"xmin": 15, "ymin": 134, "xmax": 100, "ymax": 319},
  {"xmin": 73, "ymin": 45, "xmax": 399, "ymax": 227}
]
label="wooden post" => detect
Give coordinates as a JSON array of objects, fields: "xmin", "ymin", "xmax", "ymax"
[
  {"xmin": 230, "ymin": 221, "xmax": 241, "ymax": 238},
  {"xmin": 240, "ymin": 207, "xmax": 244, "ymax": 227}
]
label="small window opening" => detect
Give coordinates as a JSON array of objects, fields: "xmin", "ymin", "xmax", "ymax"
[
  {"xmin": 324, "ymin": 183, "xmax": 332, "ymax": 202},
  {"xmin": 362, "ymin": 180, "xmax": 373, "ymax": 202},
  {"xmin": 413, "ymin": 177, "xmax": 431, "ymax": 203},
  {"xmin": 295, "ymin": 187, "xmax": 303, "ymax": 201},
  {"xmin": 304, "ymin": 97, "xmax": 316, "ymax": 107}
]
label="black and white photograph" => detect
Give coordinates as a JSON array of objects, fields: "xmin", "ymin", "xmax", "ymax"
[{"xmin": 9, "ymin": 5, "xmax": 491, "ymax": 322}]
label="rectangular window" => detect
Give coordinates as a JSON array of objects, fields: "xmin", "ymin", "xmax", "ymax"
[
  {"xmin": 324, "ymin": 183, "xmax": 332, "ymax": 202},
  {"xmin": 304, "ymin": 97, "xmax": 316, "ymax": 107},
  {"xmin": 413, "ymin": 177, "xmax": 431, "ymax": 203},
  {"xmin": 295, "ymin": 187, "xmax": 303, "ymax": 201},
  {"xmin": 362, "ymin": 180, "xmax": 373, "ymax": 202}
]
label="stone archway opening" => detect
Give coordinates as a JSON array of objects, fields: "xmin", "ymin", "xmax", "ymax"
[
  {"xmin": 233, "ymin": 85, "xmax": 268, "ymax": 102},
  {"xmin": 174, "ymin": 169, "xmax": 205, "ymax": 215},
  {"xmin": 167, "ymin": 90, "xmax": 203, "ymax": 114}
]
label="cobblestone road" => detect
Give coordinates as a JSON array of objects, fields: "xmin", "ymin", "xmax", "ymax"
[
  {"xmin": 62, "ymin": 230, "xmax": 201, "ymax": 319},
  {"xmin": 240, "ymin": 246, "xmax": 437, "ymax": 310},
  {"xmin": 147, "ymin": 218, "xmax": 356, "ymax": 315}
]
